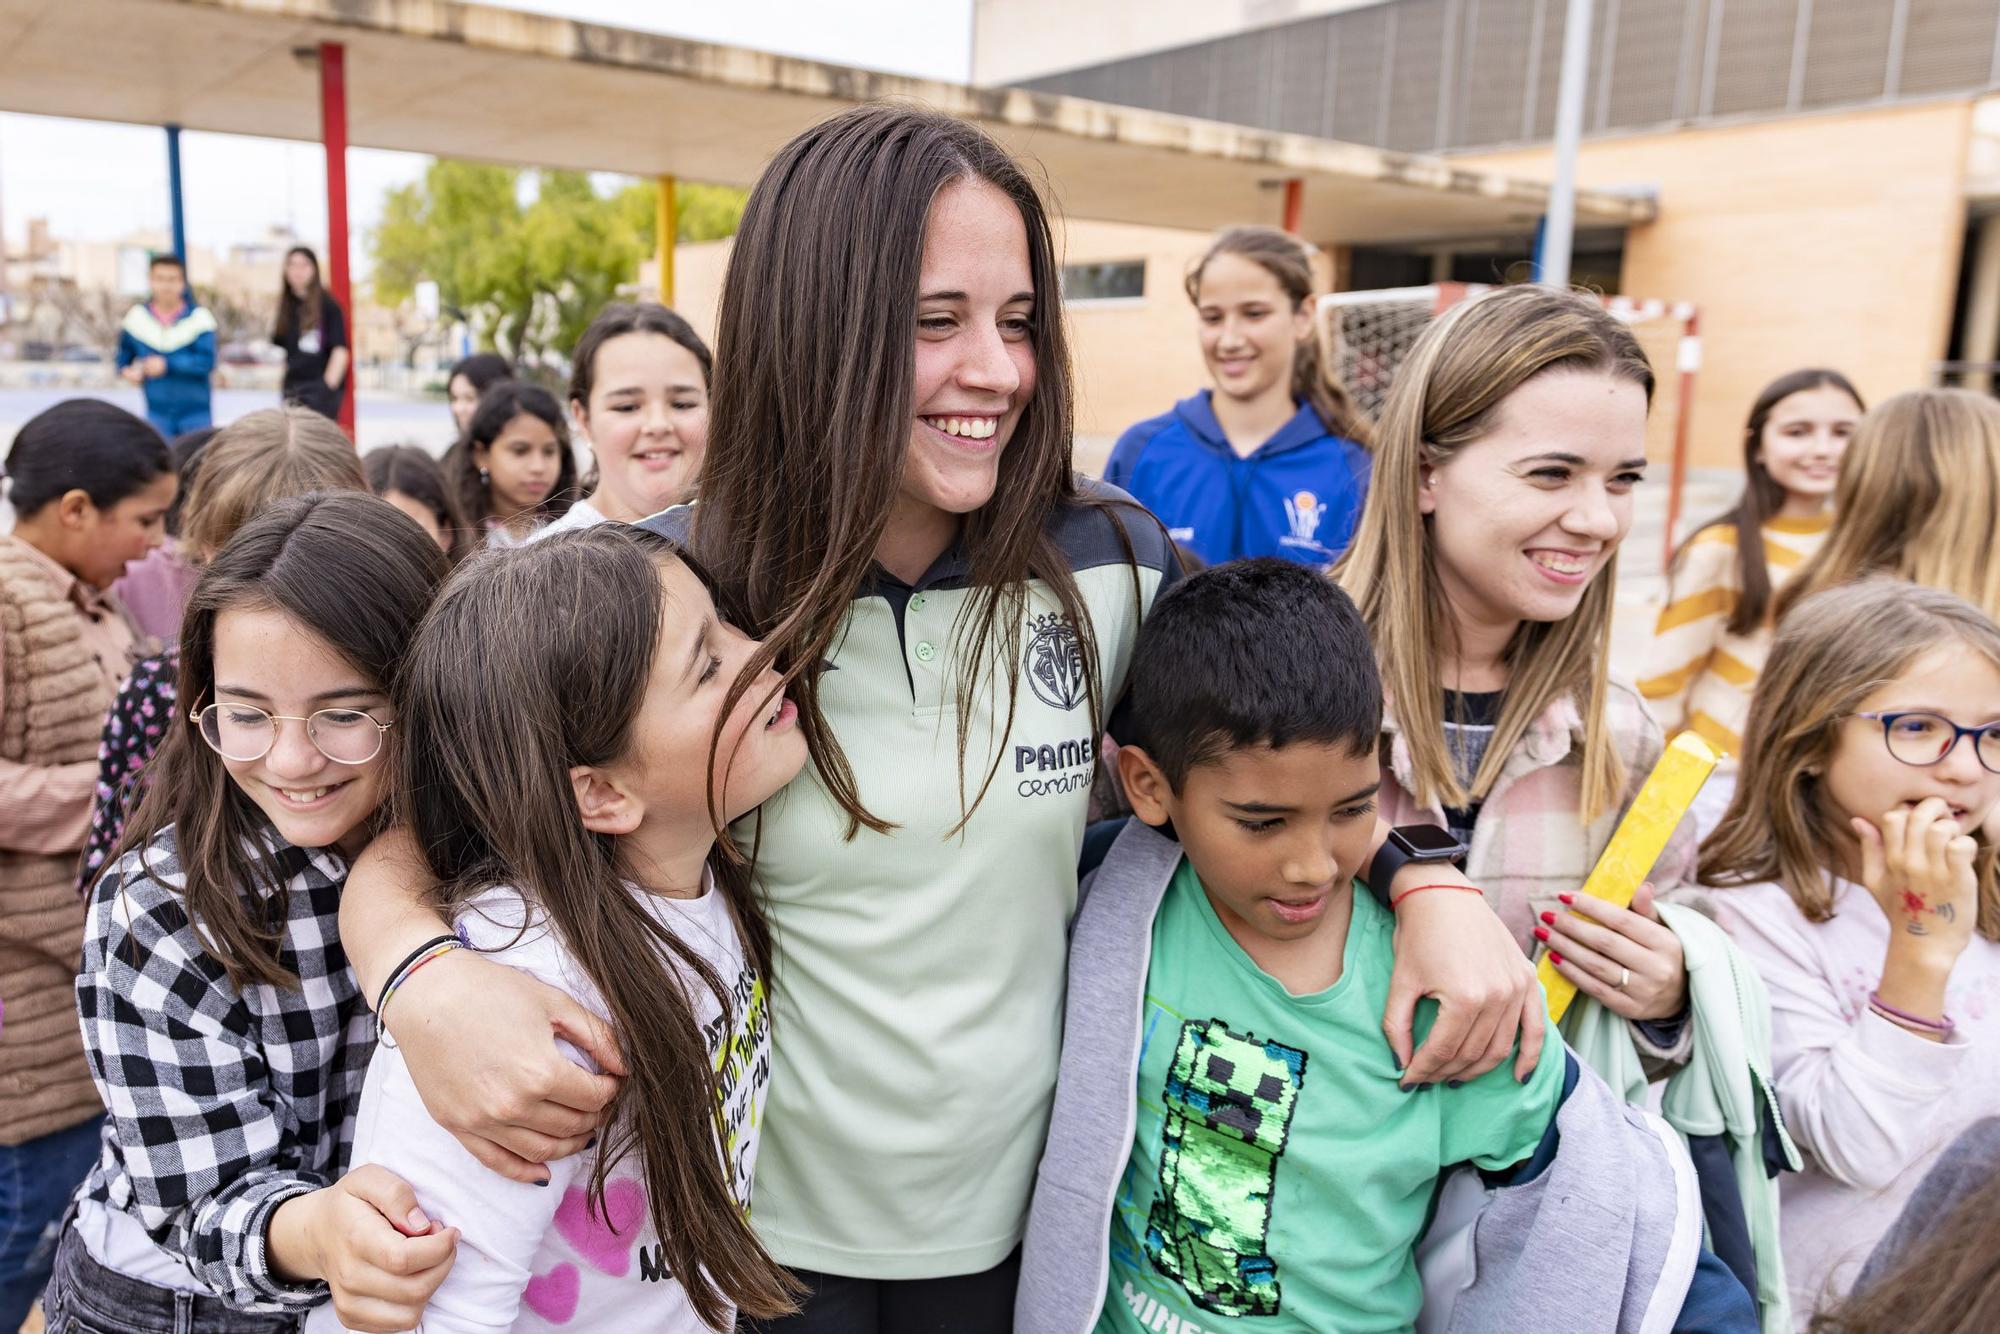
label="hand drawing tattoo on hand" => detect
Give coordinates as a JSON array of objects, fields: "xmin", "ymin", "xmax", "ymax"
[{"xmin": 1903, "ymin": 890, "xmax": 1929, "ymax": 935}]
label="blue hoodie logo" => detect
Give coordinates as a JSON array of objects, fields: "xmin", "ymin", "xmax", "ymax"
[
  {"xmin": 1280, "ymin": 491, "xmax": 1323, "ymax": 549},
  {"xmin": 1024, "ymin": 612, "xmax": 1087, "ymax": 711}
]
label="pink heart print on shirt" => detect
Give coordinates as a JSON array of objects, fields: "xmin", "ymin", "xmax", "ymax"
[
  {"xmin": 553, "ymin": 1178, "xmax": 649, "ymax": 1277},
  {"xmin": 524, "ymin": 1264, "xmax": 580, "ymax": 1324},
  {"xmin": 524, "ymin": 1180, "xmax": 650, "ymax": 1323}
]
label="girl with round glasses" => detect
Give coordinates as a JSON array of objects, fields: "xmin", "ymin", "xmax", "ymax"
[
  {"xmin": 49, "ymin": 493, "xmax": 455, "ymax": 1334},
  {"xmin": 192, "ymin": 698, "xmax": 393, "ymax": 766},
  {"xmin": 1698, "ymin": 578, "xmax": 2000, "ymax": 1321}
]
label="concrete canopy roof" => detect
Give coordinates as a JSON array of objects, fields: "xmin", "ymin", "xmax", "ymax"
[{"xmin": 0, "ymin": 0, "xmax": 1656, "ymax": 244}]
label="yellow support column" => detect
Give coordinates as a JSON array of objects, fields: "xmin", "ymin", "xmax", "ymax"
[{"xmin": 656, "ymin": 175, "xmax": 678, "ymax": 306}]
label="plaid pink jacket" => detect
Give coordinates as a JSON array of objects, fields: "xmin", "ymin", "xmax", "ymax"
[{"xmin": 1377, "ymin": 676, "xmax": 1700, "ymax": 957}]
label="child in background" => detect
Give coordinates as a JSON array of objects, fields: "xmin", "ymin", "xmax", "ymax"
[
  {"xmin": 1698, "ymin": 578, "xmax": 2000, "ymax": 1322},
  {"xmin": 116, "ymin": 253, "xmax": 217, "ymax": 438},
  {"xmin": 112, "ymin": 425, "xmax": 218, "ymax": 643},
  {"xmin": 1776, "ymin": 389, "xmax": 2000, "ymax": 623},
  {"xmin": 1018, "ymin": 559, "xmax": 1751, "ymax": 1333},
  {"xmin": 0, "ymin": 399, "xmax": 174, "ymax": 1331},
  {"xmin": 364, "ymin": 444, "xmax": 465, "ymax": 559},
  {"xmin": 537, "ymin": 303, "xmax": 711, "ymax": 536},
  {"xmin": 1642, "ymin": 370, "xmax": 1862, "ymax": 835},
  {"xmin": 79, "ymin": 406, "xmax": 368, "ymax": 894},
  {"xmin": 52, "ymin": 493, "xmax": 453, "ymax": 1334},
  {"xmin": 447, "ymin": 353, "xmax": 515, "ymax": 441},
  {"xmin": 447, "ymin": 381, "xmax": 578, "ymax": 547},
  {"xmin": 311, "ymin": 524, "xmax": 802, "ymax": 1331},
  {"xmin": 1104, "ymin": 227, "xmax": 1371, "ymax": 568}
]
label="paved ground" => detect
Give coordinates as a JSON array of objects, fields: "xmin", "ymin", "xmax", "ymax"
[{"xmin": 0, "ymin": 385, "xmax": 455, "ymax": 457}]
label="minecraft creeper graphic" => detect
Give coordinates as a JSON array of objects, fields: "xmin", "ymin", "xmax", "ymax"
[{"xmin": 1144, "ymin": 1017, "xmax": 1308, "ymax": 1317}]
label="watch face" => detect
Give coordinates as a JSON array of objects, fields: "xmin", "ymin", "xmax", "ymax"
[{"xmin": 1393, "ymin": 824, "xmax": 1464, "ymax": 858}]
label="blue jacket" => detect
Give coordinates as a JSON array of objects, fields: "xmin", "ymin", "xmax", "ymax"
[
  {"xmin": 116, "ymin": 302, "xmax": 216, "ymax": 423},
  {"xmin": 1102, "ymin": 391, "xmax": 1370, "ymax": 568}
]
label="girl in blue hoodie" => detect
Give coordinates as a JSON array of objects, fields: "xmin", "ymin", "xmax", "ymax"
[{"xmin": 1104, "ymin": 227, "xmax": 1372, "ymax": 568}]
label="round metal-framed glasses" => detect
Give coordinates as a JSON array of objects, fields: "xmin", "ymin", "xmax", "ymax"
[{"xmin": 190, "ymin": 702, "xmax": 394, "ymax": 766}]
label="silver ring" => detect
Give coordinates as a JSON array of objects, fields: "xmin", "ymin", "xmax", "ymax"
[{"xmin": 1617, "ymin": 966, "xmax": 1631, "ymax": 990}]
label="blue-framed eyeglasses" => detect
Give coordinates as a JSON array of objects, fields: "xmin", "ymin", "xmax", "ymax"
[{"xmin": 1849, "ymin": 711, "xmax": 2000, "ymax": 775}]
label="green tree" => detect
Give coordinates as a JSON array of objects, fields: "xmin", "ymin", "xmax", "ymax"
[
  {"xmin": 370, "ymin": 161, "xmax": 744, "ymax": 365},
  {"xmin": 673, "ymin": 182, "xmax": 747, "ymax": 243}
]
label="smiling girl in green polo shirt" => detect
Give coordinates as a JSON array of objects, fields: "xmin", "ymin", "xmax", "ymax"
[{"xmin": 336, "ymin": 104, "xmax": 1543, "ymax": 1333}]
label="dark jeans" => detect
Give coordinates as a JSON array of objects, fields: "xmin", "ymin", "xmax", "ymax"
[
  {"xmin": 749, "ymin": 1248, "xmax": 1021, "ymax": 1334},
  {"xmin": 0, "ymin": 1116, "xmax": 103, "ymax": 1331},
  {"xmin": 41, "ymin": 1223, "xmax": 301, "ymax": 1334}
]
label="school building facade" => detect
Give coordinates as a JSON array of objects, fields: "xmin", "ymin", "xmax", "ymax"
[{"xmin": 953, "ymin": 0, "xmax": 2000, "ymax": 469}]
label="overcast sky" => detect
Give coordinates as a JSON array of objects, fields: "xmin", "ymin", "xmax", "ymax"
[{"xmin": 0, "ymin": 0, "xmax": 974, "ymax": 263}]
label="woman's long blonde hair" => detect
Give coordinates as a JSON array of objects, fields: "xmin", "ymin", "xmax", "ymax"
[
  {"xmin": 1336, "ymin": 285, "xmax": 1653, "ymax": 823},
  {"xmin": 1702, "ymin": 578, "xmax": 2000, "ymax": 938},
  {"xmin": 1776, "ymin": 389, "xmax": 2000, "ymax": 623}
]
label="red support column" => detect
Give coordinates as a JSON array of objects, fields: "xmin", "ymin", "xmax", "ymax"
[
  {"xmin": 318, "ymin": 41, "xmax": 355, "ymax": 438},
  {"xmin": 1281, "ymin": 178, "xmax": 1304, "ymax": 235}
]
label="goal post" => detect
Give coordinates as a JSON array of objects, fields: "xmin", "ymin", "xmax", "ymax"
[{"xmin": 1318, "ymin": 284, "xmax": 1702, "ymax": 568}]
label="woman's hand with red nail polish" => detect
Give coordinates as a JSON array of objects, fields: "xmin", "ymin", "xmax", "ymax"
[{"xmin": 1538, "ymin": 882, "xmax": 1687, "ymax": 1021}]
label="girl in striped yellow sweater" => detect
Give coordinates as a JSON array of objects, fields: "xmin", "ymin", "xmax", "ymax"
[{"xmin": 1642, "ymin": 368, "xmax": 1863, "ymax": 832}]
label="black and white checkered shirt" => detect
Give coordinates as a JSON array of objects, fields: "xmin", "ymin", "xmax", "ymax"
[{"xmin": 74, "ymin": 823, "xmax": 374, "ymax": 1311}]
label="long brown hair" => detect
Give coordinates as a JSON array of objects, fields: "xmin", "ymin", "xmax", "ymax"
[
  {"xmin": 1810, "ymin": 1133, "xmax": 2000, "ymax": 1332},
  {"xmin": 273, "ymin": 245, "xmax": 325, "ymax": 341},
  {"xmin": 1701, "ymin": 578, "xmax": 2000, "ymax": 937},
  {"xmin": 179, "ymin": 406, "xmax": 367, "ymax": 557},
  {"xmin": 1669, "ymin": 368, "xmax": 1862, "ymax": 635},
  {"xmin": 692, "ymin": 103, "xmax": 1129, "ymax": 837},
  {"xmin": 1776, "ymin": 389, "xmax": 2000, "ymax": 624},
  {"xmin": 1186, "ymin": 226, "xmax": 1372, "ymax": 446},
  {"xmin": 394, "ymin": 525, "xmax": 796, "ymax": 1327},
  {"xmin": 107, "ymin": 493, "xmax": 449, "ymax": 989},
  {"xmin": 1336, "ymin": 285, "xmax": 1654, "ymax": 822}
]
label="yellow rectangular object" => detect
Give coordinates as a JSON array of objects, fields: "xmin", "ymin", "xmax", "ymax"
[{"xmin": 1538, "ymin": 731, "xmax": 1718, "ymax": 1023}]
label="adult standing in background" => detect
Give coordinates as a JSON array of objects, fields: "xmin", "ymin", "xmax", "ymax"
[
  {"xmin": 115, "ymin": 253, "xmax": 216, "ymax": 439},
  {"xmin": 272, "ymin": 246, "xmax": 350, "ymax": 422}
]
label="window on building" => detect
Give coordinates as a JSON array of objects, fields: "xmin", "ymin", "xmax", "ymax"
[{"xmin": 1063, "ymin": 260, "xmax": 1146, "ymax": 303}]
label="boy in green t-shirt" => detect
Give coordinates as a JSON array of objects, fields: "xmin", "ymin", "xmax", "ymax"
[{"xmin": 1016, "ymin": 559, "xmax": 1750, "ymax": 1334}]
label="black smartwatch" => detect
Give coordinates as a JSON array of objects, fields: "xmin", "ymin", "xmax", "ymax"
[{"xmin": 1366, "ymin": 824, "xmax": 1468, "ymax": 906}]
